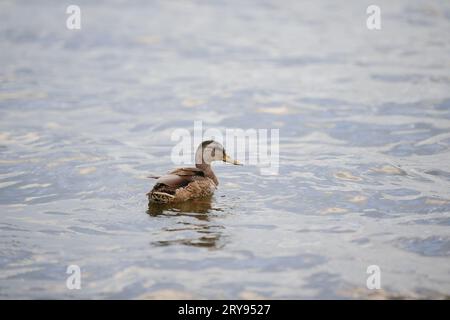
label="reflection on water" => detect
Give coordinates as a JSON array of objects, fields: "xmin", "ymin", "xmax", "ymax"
[
  {"xmin": 147, "ymin": 197, "xmax": 224, "ymax": 249},
  {"xmin": 148, "ymin": 197, "xmax": 215, "ymax": 216},
  {"xmin": 0, "ymin": 0, "xmax": 450, "ymax": 299}
]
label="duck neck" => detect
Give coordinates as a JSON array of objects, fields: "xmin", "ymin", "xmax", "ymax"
[
  {"xmin": 196, "ymin": 162, "xmax": 219, "ymax": 186},
  {"xmin": 195, "ymin": 144, "xmax": 219, "ymax": 185}
]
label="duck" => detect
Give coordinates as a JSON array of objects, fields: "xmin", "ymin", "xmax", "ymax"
[{"xmin": 147, "ymin": 140, "xmax": 241, "ymax": 203}]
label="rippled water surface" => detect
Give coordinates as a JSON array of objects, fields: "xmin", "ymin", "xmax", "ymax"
[{"xmin": 1, "ymin": 0, "xmax": 450, "ymax": 299}]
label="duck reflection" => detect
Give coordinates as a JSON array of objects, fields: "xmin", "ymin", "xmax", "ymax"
[
  {"xmin": 147, "ymin": 197, "xmax": 215, "ymax": 218},
  {"xmin": 147, "ymin": 197, "xmax": 224, "ymax": 249}
]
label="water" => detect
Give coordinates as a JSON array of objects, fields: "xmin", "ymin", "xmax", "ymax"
[{"xmin": 1, "ymin": 0, "xmax": 450, "ymax": 299}]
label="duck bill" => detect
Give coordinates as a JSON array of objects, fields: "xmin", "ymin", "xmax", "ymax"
[{"xmin": 223, "ymin": 155, "xmax": 242, "ymax": 165}]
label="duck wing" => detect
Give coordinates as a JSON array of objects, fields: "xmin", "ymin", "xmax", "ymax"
[
  {"xmin": 169, "ymin": 167, "xmax": 205, "ymax": 177},
  {"xmin": 153, "ymin": 167, "xmax": 204, "ymax": 189},
  {"xmin": 148, "ymin": 167, "xmax": 211, "ymax": 202}
]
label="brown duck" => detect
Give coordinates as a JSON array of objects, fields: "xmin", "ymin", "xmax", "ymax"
[{"xmin": 147, "ymin": 140, "xmax": 241, "ymax": 203}]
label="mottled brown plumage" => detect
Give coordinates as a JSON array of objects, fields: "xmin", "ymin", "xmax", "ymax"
[{"xmin": 147, "ymin": 140, "xmax": 241, "ymax": 203}]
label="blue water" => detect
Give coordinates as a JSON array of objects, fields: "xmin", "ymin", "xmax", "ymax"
[{"xmin": 0, "ymin": 0, "xmax": 449, "ymax": 299}]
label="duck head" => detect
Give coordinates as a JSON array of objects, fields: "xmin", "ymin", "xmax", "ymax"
[{"xmin": 195, "ymin": 140, "xmax": 242, "ymax": 167}]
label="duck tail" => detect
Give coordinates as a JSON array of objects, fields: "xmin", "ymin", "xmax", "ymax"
[{"xmin": 148, "ymin": 191, "xmax": 175, "ymax": 203}]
